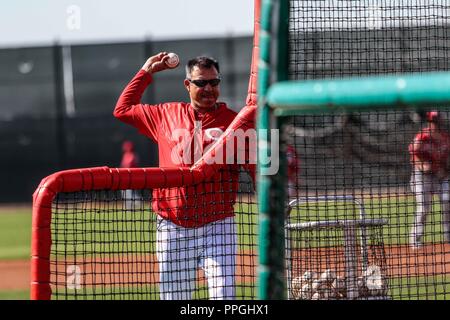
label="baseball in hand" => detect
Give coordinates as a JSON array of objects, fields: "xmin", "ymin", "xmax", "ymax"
[{"xmin": 165, "ymin": 53, "xmax": 180, "ymax": 68}]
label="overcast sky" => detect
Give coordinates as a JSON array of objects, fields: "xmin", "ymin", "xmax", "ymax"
[{"xmin": 0, "ymin": 0, "xmax": 254, "ymax": 48}]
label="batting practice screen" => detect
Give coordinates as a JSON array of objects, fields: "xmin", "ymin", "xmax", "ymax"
[
  {"xmin": 257, "ymin": 0, "xmax": 450, "ymax": 300},
  {"xmin": 32, "ymin": 167, "xmax": 257, "ymax": 300}
]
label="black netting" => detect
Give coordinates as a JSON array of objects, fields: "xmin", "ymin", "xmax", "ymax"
[
  {"xmin": 284, "ymin": 1, "xmax": 450, "ymax": 300},
  {"xmin": 50, "ymin": 169, "xmax": 257, "ymax": 300}
]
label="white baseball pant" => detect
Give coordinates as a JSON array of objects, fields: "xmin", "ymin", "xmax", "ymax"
[
  {"xmin": 288, "ymin": 181, "xmax": 296, "ymax": 199},
  {"xmin": 122, "ymin": 189, "xmax": 141, "ymax": 210},
  {"xmin": 410, "ymin": 170, "xmax": 450, "ymax": 246},
  {"xmin": 156, "ymin": 216, "xmax": 237, "ymax": 300}
]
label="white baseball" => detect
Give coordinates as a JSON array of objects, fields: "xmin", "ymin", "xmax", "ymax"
[
  {"xmin": 302, "ymin": 270, "xmax": 317, "ymax": 283},
  {"xmin": 300, "ymin": 283, "xmax": 314, "ymax": 300},
  {"xmin": 311, "ymin": 292, "xmax": 321, "ymax": 300},
  {"xmin": 311, "ymin": 279, "xmax": 323, "ymax": 292},
  {"xmin": 357, "ymin": 276, "xmax": 369, "ymax": 297},
  {"xmin": 332, "ymin": 276, "xmax": 347, "ymax": 297},
  {"xmin": 291, "ymin": 276, "xmax": 304, "ymax": 299},
  {"xmin": 165, "ymin": 52, "xmax": 180, "ymax": 68},
  {"xmin": 320, "ymin": 287, "xmax": 335, "ymax": 300},
  {"xmin": 320, "ymin": 269, "xmax": 337, "ymax": 284},
  {"xmin": 364, "ymin": 265, "xmax": 384, "ymax": 290}
]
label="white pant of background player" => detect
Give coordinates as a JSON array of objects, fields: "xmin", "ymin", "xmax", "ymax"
[
  {"xmin": 156, "ymin": 216, "xmax": 237, "ymax": 300},
  {"xmin": 121, "ymin": 189, "xmax": 141, "ymax": 210},
  {"xmin": 410, "ymin": 170, "xmax": 450, "ymax": 247}
]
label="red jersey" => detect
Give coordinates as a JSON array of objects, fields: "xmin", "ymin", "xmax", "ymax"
[
  {"xmin": 114, "ymin": 70, "xmax": 240, "ymax": 227},
  {"xmin": 121, "ymin": 151, "xmax": 139, "ymax": 168},
  {"xmin": 286, "ymin": 145, "xmax": 300, "ymax": 183},
  {"xmin": 409, "ymin": 127, "xmax": 450, "ymax": 173}
]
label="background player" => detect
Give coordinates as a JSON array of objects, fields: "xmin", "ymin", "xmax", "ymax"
[
  {"xmin": 286, "ymin": 144, "xmax": 300, "ymax": 199},
  {"xmin": 121, "ymin": 140, "xmax": 139, "ymax": 169},
  {"xmin": 114, "ymin": 52, "xmax": 252, "ymax": 299},
  {"xmin": 409, "ymin": 111, "xmax": 450, "ymax": 248},
  {"xmin": 120, "ymin": 140, "xmax": 140, "ymax": 209}
]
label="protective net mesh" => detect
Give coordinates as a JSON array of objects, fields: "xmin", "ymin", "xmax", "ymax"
[
  {"xmin": 289, "ymin": 1, "xmax": 450, "ymax": 79},
  {"xmin": 49, "ymin": 169, "xmax": 257, "ymax": 300},
  {"xmin": 284, "ymin": 1, "xmax": 450, "ymax": 300}
]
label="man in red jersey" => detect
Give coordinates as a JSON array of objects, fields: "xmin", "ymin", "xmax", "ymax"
[
  {"xmin": 120, "ymin": 140, "xmax": 140, "ymax": 209},
  {"xmin": 286, "ymin": 144, "xmax": 300, "ymax": 199},
  {"xmin": 114, "ymin": 52, "xmax": 251, "ymax": 299},
  {"xmin": 409, "ymin": 111, "xmax": 450, "ymax": 249},
  {"xmin": 120, "ymin": 140, "xmax": 139, "ymax": 169}
]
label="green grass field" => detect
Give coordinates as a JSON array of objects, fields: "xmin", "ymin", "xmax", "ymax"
[
  {"xmin": 0, "ymin": 208, "xmax": 32, "ymax": 260},
  {"xmin": 0, "ymin": 207, "xmax": 32, "ymax": 300},
  {"xmin": 0, "ymin": 290, "xmax": 29, "ymax": 300},
  {"xmin": 390, "ymin": 275, "xmax": 450, "ymax": 300},
  {"xmin": 48, "ymin": 202, "xmax": 259, "ymax": 257}
]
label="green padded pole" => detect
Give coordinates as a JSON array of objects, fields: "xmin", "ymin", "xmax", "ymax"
[
  {"xmin": 257, "ymin": 0, "xmax": 289, "ymax": 300},
  {"xmin": 267, "ymin": 71, "xmax": 450, "ymax": 116},
  {"xmin": 257, "ymin": 0, "xmax": 273, "ymax": 300}
]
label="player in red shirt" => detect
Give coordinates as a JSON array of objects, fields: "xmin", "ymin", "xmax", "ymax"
[
  {"xmin": 409, "ymin": 111, "xmax": 450, "ymax": 248},
  {"xmin": 114, "ymin": 52, "xmax": 250, "ymax": 300},
  {"xmin": 120, "ymin": 140, "xmax": 139, "ymax": 169},
  {"xmin": 286, "ymin": 144, "xmax": 300, "ymax": 199},
  {"xmin": 120, "ymin": 141, "xmax": 140, "ymax": 209}
]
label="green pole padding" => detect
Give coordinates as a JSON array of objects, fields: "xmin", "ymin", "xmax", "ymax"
[
  {"xmin": 266, "ymin": 71, "xmax": 450, "ymax": 116},
  {"xmin": 257, "ymin": 0, "xmax": 289, "ymax": 300},
  {"xmin": 257, "ymin": 0, "xmax": 273, "ymax": 300}
]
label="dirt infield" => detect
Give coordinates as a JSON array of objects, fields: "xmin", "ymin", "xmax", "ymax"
[
  {"xmin": 0, "ymin": 260, "xmax": 29, "ymax": 291},
  {"xmin": 48, "ymin": 253, "xmax": 256, "ymax": 289},
  {"xmin": 386, "ymin": 244, "xmax": 450, "ymax": 277},
  {"xmin": 289, "ymin": 243, "xmax": 450, "ymax": 278},
  {"xmin": 0, "ymin": 254, "xmax": 256, "ymax": 292},
  {"xmin": 0, "ymin": 204, "xmax": 31, "ymax": 212}
]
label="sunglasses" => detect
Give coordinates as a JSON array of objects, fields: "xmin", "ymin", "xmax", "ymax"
[{"xmin": 187, "ymin": 78, "xmax": 221, "ymax": 87}]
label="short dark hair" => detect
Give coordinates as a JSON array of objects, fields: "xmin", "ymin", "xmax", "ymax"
[{"xmin": 186, "ymin": 56, "xmax": 220, "ymax": 78}]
